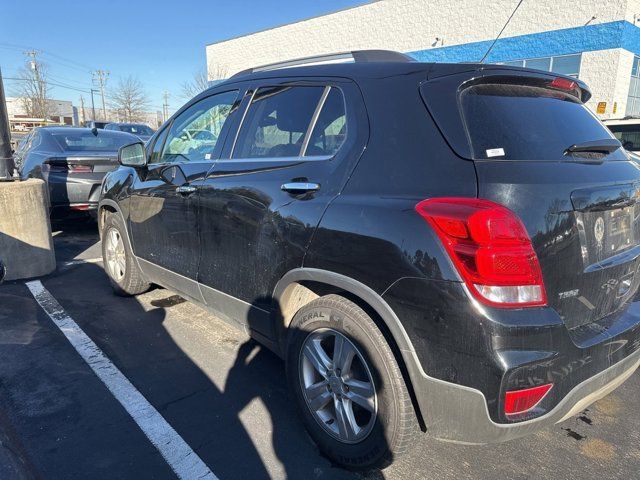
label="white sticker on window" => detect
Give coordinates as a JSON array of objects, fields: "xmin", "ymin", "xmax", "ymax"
[
  {"xmin": 205, "ymin": 153, "xmax": 212, "ymax": 160},
  {"xmin": 486, "ymin": 148, "xmax": 505, "ymax": 158}
]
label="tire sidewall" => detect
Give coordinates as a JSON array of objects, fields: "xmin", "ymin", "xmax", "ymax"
[{"xmin": 286, "ymin": 300, "xmax": 400, "ymax": 469}]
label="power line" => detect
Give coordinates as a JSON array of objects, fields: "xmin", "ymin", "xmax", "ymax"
[
  {"xmin": 5, "ymin": 77, "xmax": 166, "ymax": 113},
  {"xmin": 0, "ymin": 42, "xmax": 96, "ymax": 73},
  {"xmin": 48, "ymin": 73, "xmax": 94, "ymax": 89}
]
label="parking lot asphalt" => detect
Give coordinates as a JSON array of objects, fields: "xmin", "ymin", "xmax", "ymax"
[{"xmin": 0, "ymin": 221, "xmax": 639, "ymax": 480}]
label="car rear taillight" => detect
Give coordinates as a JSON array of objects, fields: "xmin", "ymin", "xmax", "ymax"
[
  {"xmin": 504, "ymin": 383, "xmax": 553, "ymax": 416},
  {"xmin": 415, "ymin": 198, "xmax": 547, "ymax": 308},
  {"xmin": 69, "ymin": 203, "xmax": 91, "ymax": 211},
  {"xmin": 42, "ymin": 162, "xmax": 93, "ymax": 173}
]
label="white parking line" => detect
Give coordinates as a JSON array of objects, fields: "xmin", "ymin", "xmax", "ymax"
[
  {"xmin": 57, "ymin": 258, "xmax": 104, "ymax": 271},
  {"xmin": 26, "ymin": 280, "xmax": 218, "ymax": 480},
  {"xmin": 61, "ymin": 257, "xmax": 103, "ymax": 266}
]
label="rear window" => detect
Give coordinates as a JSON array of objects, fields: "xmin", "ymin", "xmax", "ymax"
[
  {"xmin": 607, "ymin": 124, "xmax": 640, "ymax": 152},
  {"xmin": 461, "ymin": 83, "xmax": 619, "ymax": 160},
  {"xmin": 51, "ymin": 131, "xmax": 133, "ymax": 152},
  {"xmin": 116, "ymin": 124, "xmax": 154, "ymax": 135}
]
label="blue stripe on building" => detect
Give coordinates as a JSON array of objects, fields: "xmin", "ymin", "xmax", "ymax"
[{"xmin": 408, "ymin": 20, "xmax": 640, "ymax": 63}]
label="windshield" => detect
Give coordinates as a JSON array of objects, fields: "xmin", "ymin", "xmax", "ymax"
[
  {"xmin": 51, "ymin": 131, "xmax": 134, "ymax": 152},
  {"xmin": 116, "ymin": 124, "xmax": 154, "ymax": 135},
  {"xmin": 607, "ymin": 124, "xmax": 640, "ymax": 152},
  {"xmin": 460, "ymin": 83, "xmax": 623, "ymax": 160}
]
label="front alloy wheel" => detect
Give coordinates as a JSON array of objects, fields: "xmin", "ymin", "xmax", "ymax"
[
  {"xmin": 100, "ymin": 211, "xmax": 149, "ymax": 296},
  {"xmin": 104, "ymin": 227, "xmax": 126, "ymax": 282}
]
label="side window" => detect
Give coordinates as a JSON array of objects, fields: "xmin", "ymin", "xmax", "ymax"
[
  {"xmin": 232, "ymin": 86, "xmax": 325, "ymax": 159},
  {"xmin": 149, "ymin": 127, "xmax": 170, "ymax": 164},
  {"xmin": 305, "ymin": 87, "xmax": 347, "ymax": 157},
  {"xmin": 160, "ymin": 90, "xmax": 238, "ymax": 163}
]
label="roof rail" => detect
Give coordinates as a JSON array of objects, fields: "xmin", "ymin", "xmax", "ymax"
[{"xmin": 230, "ymin": 49, "xmax": 414, "ymax": 78}]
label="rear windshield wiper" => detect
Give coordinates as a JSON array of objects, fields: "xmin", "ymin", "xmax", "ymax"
[{"xmin": 564, "ymin": 139, "xmax": 621, "ymax": 156}]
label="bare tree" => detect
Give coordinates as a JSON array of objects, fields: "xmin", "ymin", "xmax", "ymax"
[
  {"xmin": 108, "ymin": 76, "xmax": 150, "ymax": 122},
  {"xmin": 181, "ymin": 63, "xmax": 228, "ymax": 99},
  {"xmin": 14, "ymin": 59, "xmax": 51, "ymax": 119}
]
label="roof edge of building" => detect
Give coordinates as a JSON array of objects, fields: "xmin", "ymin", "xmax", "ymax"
[{"xmin": 205, "ymin": 0, "xmax": 382, "ymax": 47}]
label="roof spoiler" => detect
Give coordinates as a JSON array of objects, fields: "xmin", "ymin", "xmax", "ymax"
[{"xmin": 230, "ymin": 49, "xmax": 414, "ymax": 78}]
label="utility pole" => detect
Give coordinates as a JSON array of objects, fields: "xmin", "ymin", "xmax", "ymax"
[
  {"xmin": 93, "ymin": 69, "xmax": 109, "ymax": 120},
  {"xmin": 79, "ymin": 95, "xmax": 86, "ymax": 125},
  {"xmin": 24, "ymin": 50, "xmax": 46, "ymax": 121},
  {"xmin": 0, "ymin": 68, "xmax": 16, "ymax": 180},
  {"xmin": 90, "ymin": 88, "xmax": 97, "ymax": 121},
  {"xmin": 162, "ymin": 91, "xmax": 170, "ymax": 122}
]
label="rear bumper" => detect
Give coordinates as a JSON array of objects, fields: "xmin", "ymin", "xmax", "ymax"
[
  {"xmin": 46, "ymin": 173, "xmax": 104, "ymax": 207},
  {"xmin": 382, "ymin": 277, "xmax": 640, "ymax": 443},
  {"xmin": 407, "ymin": 345, "xmax": 639, "ymax": 444}
]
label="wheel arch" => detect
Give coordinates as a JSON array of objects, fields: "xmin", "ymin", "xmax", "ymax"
[
  {"xmin": 98, "ymin": 200, "xmax": 119, "ymax": 234},
  {"xmin": 273, "ymin": 268, "xmax": 427, "ymax": 430}
]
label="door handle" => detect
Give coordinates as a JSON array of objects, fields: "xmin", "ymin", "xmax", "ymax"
[
  {"xmin": 281, "ymin": 182, "xmax": 320, "ymax": 193},
  {"xmin": 176, "ymin": 185, "xmax": 197, "ymax": 195}
]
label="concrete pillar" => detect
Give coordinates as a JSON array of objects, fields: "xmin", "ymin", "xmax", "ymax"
[{"xmin": 0, "ymin": 179, "xmax": 55, "ymax": 281}]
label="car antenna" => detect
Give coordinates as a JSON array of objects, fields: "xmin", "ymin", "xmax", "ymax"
[{"xmin": 479, "ymin": 0, "xmax": 525, "ymax": 64}]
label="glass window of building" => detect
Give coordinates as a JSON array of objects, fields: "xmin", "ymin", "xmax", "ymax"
[
  {"xmin": 626, "ymin": 56, "xmax": 640, "ymax": 117},
  {"xmin": 498, "ymin": 54, "xmax": 581, "ymax": 78}
]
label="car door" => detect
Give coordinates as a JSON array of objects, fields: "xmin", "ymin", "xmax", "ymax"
[
  {"xmin": 197, "ymin": 78, "xmax": 368, "ymax": 339},
  {"xmin": 128, "ymin": 89, "xmax": 240, "ymax": 300}
]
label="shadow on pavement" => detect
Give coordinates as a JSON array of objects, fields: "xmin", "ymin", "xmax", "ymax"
[
  {"xmin": 50, "ymin": 218, "xmax": 100, "ymax": 262},
  {"xmin": 20, "ymin": 260, "xmax": 363, "ymax": 479}
]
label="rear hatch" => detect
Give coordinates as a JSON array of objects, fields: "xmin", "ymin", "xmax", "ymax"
[{"xmin": 421, "ymin": 67, "xmax": 640, "ymax": 329}]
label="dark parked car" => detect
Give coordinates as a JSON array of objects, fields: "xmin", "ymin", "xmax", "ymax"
[
  {"xmin": 604, "ymin": 118, "xmax": 640, "ymax": 162},
  {"xmin": 104, "ymin": 122, "xmax": 155, "ymax": 142},
  {"xmin": 18, "ymin": 127, "xmax": 138, "ymax": 217},
  {"xmin": 99, "ymin": 51, "xmax": 640, "ymax": 470},
  {"xmin": 83, "ymin": 120, "xmax": 110, "ymax": 129}
]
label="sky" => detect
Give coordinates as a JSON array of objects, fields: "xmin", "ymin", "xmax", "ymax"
[{"xmin": 0, "ymin": 0, "xmax": 369, "ymax": 116}]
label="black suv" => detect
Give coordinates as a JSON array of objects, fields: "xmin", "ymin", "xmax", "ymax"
[{"xmin": 99, "ymin": 51, "xmax": 640, "ymax": 470}]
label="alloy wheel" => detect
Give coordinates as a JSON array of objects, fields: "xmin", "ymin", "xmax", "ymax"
[
  {"xmin": 104, "ymin": 227, "xmax": 126, "ymax": 282},
  {"xmin": 299, "ymin": 328, "xmax": 377, "ymax": 444}
]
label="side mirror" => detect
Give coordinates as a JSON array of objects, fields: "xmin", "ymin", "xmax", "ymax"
[
  {"xmin": 0, "ymin": 260, "xmax": 5, "ymax": 284},
  {"xmin": 118, "ymin": 142, "xmax": 147, "ymax": 167}
]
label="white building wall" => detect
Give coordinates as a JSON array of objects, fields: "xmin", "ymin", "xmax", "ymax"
[
  {"xmin": 206, "ymin": 0, "xmax": 638, "ymax": 79},
  {"xmin": 6, "ymin": 97, "xmax": 74, "ymax": 120},
  {"xmin": 580, "ymin": 49, "xmax": 636, "ymax": 119}
]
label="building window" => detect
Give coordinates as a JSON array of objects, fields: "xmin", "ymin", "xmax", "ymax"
[
  {"xmin": 500, "ymin": 54, "xmax": 581, "ymax": 78},
  {"xmin": 626, "ymin": 56, "xmax": 640, "ymax": 117}
]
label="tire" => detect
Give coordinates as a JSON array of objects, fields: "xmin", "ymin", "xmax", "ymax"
[
  {"xmin": 101, "ymin": 211, "xmax": 150, "ymax": 296},
  {"xmin": 286, "ymin": 294, "xmax": 418, "ymax": 470}
]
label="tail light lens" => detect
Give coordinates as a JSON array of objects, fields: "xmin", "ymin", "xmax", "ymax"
[
  {"xmin": 415, "ymin": 197, "xmax": 547, "ymax": 308},
  {"xmin": 504, "ymin": 383, "xmax": 553, "ymax": 416},
  {"xmin": 43, "ymin": 162, "xmax": 93, "ymax": 173},
  {"xmin": 69, "ymin": 203, "xmax": 91, "ymax": 211}
]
